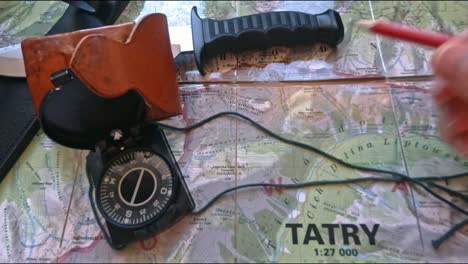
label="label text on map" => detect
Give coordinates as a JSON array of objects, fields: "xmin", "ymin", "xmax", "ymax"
[{"xmin": 285, "ymin": 223, "xmax": 380, "ymax": 245}]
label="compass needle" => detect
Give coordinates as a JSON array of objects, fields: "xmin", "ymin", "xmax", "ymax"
[{"xmin": 130, "ymin": 169, "xmax": 145, "ymax": 205}]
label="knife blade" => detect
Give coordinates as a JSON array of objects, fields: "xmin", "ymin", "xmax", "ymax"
[
  {"xmin": 0, "ymin": 44, "xmax": 25, "ymax": 77},
  {"xmin": 0, "ymin": 43, "xmax": 181, "ymax": 78}
]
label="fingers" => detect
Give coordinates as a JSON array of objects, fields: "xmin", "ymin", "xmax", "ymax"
[
  {"xmin": 432, "ymin": 29, "xmax": 468, "ymax": 72},
  {"xmin": 431, "ymin": 32, "xmax": 468, "ymax": 102},
  {"xmin": 441, "ymin": 99, "xmax": 468, "ymax": 138},
  {"xmin": 431, "ymin": 30, "xmax": 468, "ymax": 156},
  {"xmin": 432, "ymin": 39, "xmax": 468, "ymax": 81},
  {"xmin": 438, "ymin": 97, "xmax": 468, "ymax": 156},
  {"xmin": 432, "ymin": 78, "xmax": 456, "ymax": 104},
  {"xmin": 447, "ymin": 133, "xmax": 468, "ymax": 157}
]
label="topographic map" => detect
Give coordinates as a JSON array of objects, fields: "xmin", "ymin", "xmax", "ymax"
[{"xmin": 0, "ymin": 1, "xmax": 467, "ymax": 263}]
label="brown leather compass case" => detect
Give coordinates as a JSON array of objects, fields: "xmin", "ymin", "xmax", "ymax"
[{"xmin": 21, "ymin": 14, "xmax": 181, "ymax": 149}]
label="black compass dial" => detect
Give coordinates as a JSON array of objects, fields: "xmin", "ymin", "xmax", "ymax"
[{"xmin": 97, "ymin": 149, "xmax": 175, "ymax": 228}]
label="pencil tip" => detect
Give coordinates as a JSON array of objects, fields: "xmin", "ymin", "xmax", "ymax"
[{"xmin": 356, "ymin": 20, "xmax": 374, "ymax": 30}]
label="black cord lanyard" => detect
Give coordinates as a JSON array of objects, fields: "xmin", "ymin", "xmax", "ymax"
[{"xmin": 89, "ymin": 111, "xmax": 468, "ymax": 250}]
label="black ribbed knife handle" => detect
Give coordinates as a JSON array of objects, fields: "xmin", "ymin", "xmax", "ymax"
[{"xmin": 191, "ymin": 7, "xmax": 344, "ymax": 75}]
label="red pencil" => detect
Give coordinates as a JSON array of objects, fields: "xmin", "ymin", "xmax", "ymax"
[{"xmin": 357, "ymin": 20, "xmax": 452, "ymax": 48}]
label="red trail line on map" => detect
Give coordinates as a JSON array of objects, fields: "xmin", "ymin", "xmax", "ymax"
[{"xmin": 52, "ymin": 232, "xmax": 103, "ymax": 263}]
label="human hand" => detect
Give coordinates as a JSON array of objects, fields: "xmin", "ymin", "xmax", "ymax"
[{"xmin": 431, "ymin": 30, "xmax": 468, "ymax": 156}]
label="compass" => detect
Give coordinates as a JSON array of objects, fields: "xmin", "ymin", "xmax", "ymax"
[
  {"xmin": 86, "ymin": 124, "xmax": 195, "ymax": 248},
  {"xmin": 97, "ymin": 149, "xmax": 175, "ymax": 228}
]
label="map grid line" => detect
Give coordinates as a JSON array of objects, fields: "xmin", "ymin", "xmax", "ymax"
[
  {"xmin": 59, "ymin": 150, "xmax": 83, "ymax": 248},
  {"xmin": 368, "ymin": 0, "xmax": 426, "ymax": 254}
]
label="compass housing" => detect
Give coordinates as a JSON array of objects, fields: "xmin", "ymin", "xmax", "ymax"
[
  {"xmin": 86, "ymin": 120, "xmax": 195, "ymax": 249},
  {"xmin": 96, "ymin": 148, "xmax": 176, "ymax": 229}
]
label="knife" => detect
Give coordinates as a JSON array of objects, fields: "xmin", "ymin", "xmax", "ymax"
[
  {"xmin": 189, "ymin": 7, "xmax": 344, "ymax": 75},
  {"xmin": 0, "ymin": 7, "xmax": 344, "ymax": 78}
]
